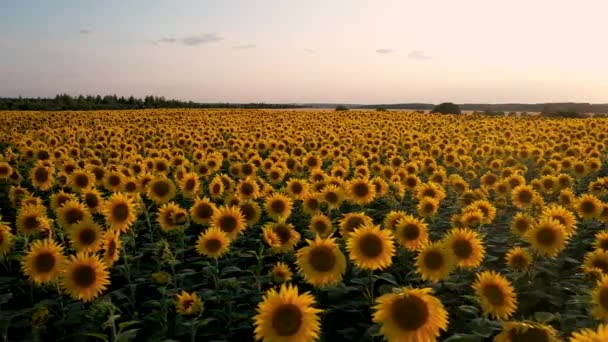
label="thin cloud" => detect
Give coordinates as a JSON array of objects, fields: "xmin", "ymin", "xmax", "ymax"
[
  {"xmin": 158, "ymin": 37, "xmax": 177, "ymax": 43},
  {"xmin": 157, "ymin": 33, "xmax": 224, "ymax": 46},
  {"xmin": 304, "ymin": 49, "xmax": 316, "ymax": 54},
  {"xmin": 234, "ymin": 44, "xmax": 256, "ymax": 49},
  {"xmin": 79, "ymin": 29, "xmax": 92, "ymax": 34},
  {"xmin": 408, "ymin": 50, "xmax": 434, "ymax": 61},
  {"xmin": 376, "ymin": 48, "xmax": 396, "ymax": 54}
]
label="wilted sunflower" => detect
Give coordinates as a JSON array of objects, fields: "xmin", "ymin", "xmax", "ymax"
[
  {"xmin": 239, "ymin": 200, "xmax": 262, "ymax": 226},
  {"xmin": 176, "ymin": 291, "xmax": 203, "ymax": 316},
  {"xmin": 504, "ymin": 247, "xmax": 532, "ymax": 272},
  {"xmin": 417, "ymin": 197, "xmax": 440, "ymax": 218},
  {"xmin": 569, "ymin": 323, "xmax": 608, "ymax": 342},
  {"xmin": 594, "ymin": 231, "xmax": 608, "ymax": 252},
  {"xmin": 373, "ymin": 287, "xmax": 448, "ymax": 342},
  {"xmin": 16, "ymin": 205, "xmax": 51, "ymax": 236},
  {"xmin": 584, "ymin": 250, "xmax": 608, "ymax": 275},
  {"xmin": 189, "ymin": 197, "xmax": 217, "ymax": 226},
  {"xmin": 472, "ymin": 270, "xmax": 517, "ymax": 320},
  {"xmin": 494, "ymin": 321, "xmax": 560, "ymax": 342},
  {"xmin": 394, "ymin": 215, "xmax": 429, "ymax": 251},
  {"xmin": 68, "ymin": 220, "xmax": 103, "ymax": 253},
  {"xmin": 210, "ymin": 206, "xmax": 246, "ymax": 240},
  {"xmin": 296, "ymin": 236, "xmax": 346, "ymax": 287},
  {"xmin": 157, "ymin": 202, "xmax": 189, "ymax": 232},
  {"xmin": 576, "ymin": 194, "xmax": 603, "ymax": 219},
  {"xmin": 196, "ymin": 227, "xmax": 230, "ymax": 259},
  {"xmin": 271, "ymin": 262, "xmax": 293, "ymax": 283},
  {"xmin": 442, "ymin": 228, "xmax": 485, "ymax": 268},
  {"xmin": 0, "ymin": 225, "xmax": 15, "ymax": 256},
  {"xmin": 21, "ymin": 239, "xmax": 66, "ymax": 284},
  {"xmin": 146, "ymin": 176, "xmax": 177, "ymax": 204},
  {"xmin": 264, "ymin": 193, "xmax": 293, "ymax": 222},
  {"xmin": 415, "ymin": 242, "xmax": 456, "ymax": 283},
  {"xmin": 56, "ymin": 200, "xmax": 92, "ymax": 230},
  {"xmin": 345, "ymin": 177, "xmax": 376, "ymax": 205},
  {"xmin": 308, "ymin": 214, "xmax": 334, "ymax": 238},
  {"xmin": 262, "ymin": 222, "xmax": 301, "ymax": 253},
  {"xmin": 525, "ymin": 218, "xmax": 569, "ymax": 258},
  {"xmin": 103, "ymin": 193, "xmax": 137, "ymax": 232},
  {"xmin": 253, "ymin": 284, "xmax": 322, "ymax": 342},
  {"xmin": 178, "ymin": 172, "xmax": 200, "ymax": 199},
  {"xmin": 61, "ymin": 252, "xmax": 110, "ymax": 302},
  {"xmin": 102, "ymin": 229, "xmax": 121, "ymax": 266},
  {"xmin": 338, "ymin": 212, "xmax": 373, "ymax": 238},
  {"xmin": 346, "ymin": 224, "xmax": 395, "ymax": 271}
]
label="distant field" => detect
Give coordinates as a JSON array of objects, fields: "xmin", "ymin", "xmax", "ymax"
[{"xmin": 1, "ymin": 109, "xmax": 607, "ymax": 341}]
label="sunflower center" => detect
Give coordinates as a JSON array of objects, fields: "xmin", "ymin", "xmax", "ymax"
[
  {"xmin": 241, "ymin": 182, "xmax": 254, "ymax": 195},
  {"xmin": 353, "ymin": 182, "xmax": 370, "ymax": 198},
  {"xmin": 290, "ymin": 182, "xmax": 303, "ymax": 194},
  {"xmin": 599, "ymin": 288, "xmax": 608, "ymax": 310},
  {"xmin": 581, "ymin": 200, "xmax": 597, "ymax": 214},
  {"xmin": 452, "ymin": 239, "xmax": 473, "ymax": 259},
  {"xmin": 271, "ymin": 303, "xmax": 303, "ymax": 337},
  {"xmin": 313, "ymin": 220, "xmax": 328, "ymax": 234},
  {"xmin": 108, "ymin": 175, "xmax": 121, "ymax": 187},
  {"xmin": 219, "ymin": 215, "xmax": 238, "ymax": 233},
  {"xmin": 509, "ymin": 327, "xmax": 550, "ymax": 342},
  {"xmin": 391, "ymin": 295, "xmax": 429, "ymax": 331},
  {"xmin": 325, "ymin": 191, "xmax": 339, "ymax": 204},
  {"xmin": 34, "ymin": 168, "xmax": 49, "ymax": 183},
  {"xmin": 274, "ymin": 225, "xmax": 292, "ymax": 244},
  {"xmin": 345, "ymin": 217, "xmax": 365, "ymax": 233},
  {"xmin": 79, "ymin": 228, "xmax": 97, "ymax": 245},
  {"xmin": 205, "ymin": 238, "xmax": 222, "ymax": 253},
  {"xmin": 240, "ymin": 204, "xmax": 257, "ymax": 221},
  {"xmin": 72, "ymin": 264, "xmax": 97, "ymax": 288},
  {"xmin": 195, "ymin": 203, "xmax": 213, "ymax": 220},
  {"xmin": 212, "ymin": 183, "xmax": 221, "ymax": 194},
  {"xmin": 34, "ymin": 252, "xmax": 56, "ymax": 273},
  {"xmin": 112, "ymin": 203, "xmax": 130, "ymax": 222},
  {"xmin": 65, "ymin": 208, "xmax": 85, "ymax": 225},
  {"xmin": 482, "ymin": 284, "xmax": 505, "ymax": 306},
  {"xmin": 24, "ymin": 216, "xmax": 40, "ymax": 230},
  {"xmin": 182, "ymin": 298, "xmax": 194, "ymax": 311},
  {"xmin": 536, "ymin": 227, "xmax": 557, "ymax": 246},
  {"xmin": 74, "ymin": 174, "xmax": 89, "ymax": 188},
  {"xmin": 514, "ymin": 219, "xmax": 530, "ymax": 233},
  {"xmin": 270, "ymin": 200, "xmax": 286, "ymax": 214},
  {"xmin": 591, "ymin": 258, "xmax": 608, "ymax": 273},
  {"xmin": 599, "ymin": 239, "xmax": 608, "ymax": 251},
  {"xmin": 309, "ymin": 245, "xmax": 336, "ymax": 272},
  {"xmin": 517, "ymin": 190, "xmax": 533, "ymax": 204},
  {"xmin": 359, "ymin": 233, "xmax": 383, "ymax": 258},
  {"xmin": 306, "ymin": 198, "xmax": 319, "ymax": 211},
  {"xmin": 152, "ymin": 181, "xmax": 170, "ymax": 197},
  {"xmin": 422, "ymin": 189, "xmax": 436, "ymax": 198},
  {"xmin": 423, "ymin": 250, "xmax": 444, "ymax": 270},
  {"xmin": 422, "ymin": 202, "xmax": 435, "ymax": 213},
  {"xmin": 402, "ymin": 224, "xmax": 420, "ymax": 240},
  {"xmin": 125, "ymin": 182, "xmax": 137, "ymax": 192},
  {"xmin": 510, "ymin": 255, "xmax": 528, "ymax": 269}
]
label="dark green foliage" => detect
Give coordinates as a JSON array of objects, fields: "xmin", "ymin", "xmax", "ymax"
[
  {"xmin": 335, "ymin": 105, "xmax": 349, "ymax": 111},
  {"xmin": 431, "ymin": 102, "xmax": 461, "ymax": 114}
]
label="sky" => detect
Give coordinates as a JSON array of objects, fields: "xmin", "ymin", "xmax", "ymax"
[{"xmin": 1, "ymin": 0, "xmax": 608, "ymax": 104}]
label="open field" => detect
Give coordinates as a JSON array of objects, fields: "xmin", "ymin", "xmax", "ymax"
[{"xmin": 1, "ymin": 109, "xmax": 608, "ymax": 341}]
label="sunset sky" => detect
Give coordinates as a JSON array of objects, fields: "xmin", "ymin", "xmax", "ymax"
[{"xmin": 1, "ymin": 0, "xmax": 607, "ymax": 104}]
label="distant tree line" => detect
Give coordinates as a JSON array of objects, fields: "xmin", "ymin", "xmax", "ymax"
[
  {"xmin": 0, "ymin": 94, "xmax": 304, "ymax": 111},
  {"xmin": 356, "ymin": 102, "xmax": 608, "ymax": 113}
]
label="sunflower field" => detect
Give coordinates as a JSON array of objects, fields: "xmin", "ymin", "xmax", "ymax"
[{"xmin": 1, "ymin": 109, "xmax": 608, "ymax": 341}]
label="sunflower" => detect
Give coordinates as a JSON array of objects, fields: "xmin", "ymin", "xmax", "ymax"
[
  {"xmin": 176, "ymin": 291, "xmax": 203, "ymax": 316},
  {"xmin": 0, "ymin": 225, "xmax": 15, "ymax": 256},
  {"xmin": 308, "ymin": 214, "xmax": 334, "ymax": 238},
  {"xmin": 68, "ymin": 220, "xmax": 103, "ymax": 253},
  {"xmin": 196, "ymin": 227, "xmax": 231, "ymax": 258},
  {"xmin": 417, "ymin": 197, "xmax": 440, "ymax": 218},
  {"xmin": 8, "ymin": 185, "xmax": 30, "ymax": 208},
  {"xmin": 472, "ymin": 270, "xmax": 517, "ymax": 320},
  {"xmin": 285, "ymin": 178, "xmax": 310, "ymax": 200},
  {"xmin": 271, "ymin": 262, "xmax": 293, "ymax": 283},
  {"xmin": 262, "ymin": 222, "xmax": 301, "ymax": 253},
  {"xmin": 81, "ymin": 189, "xmax": 104, "ymax": 214},
  {"xmin": 345, "ymin": 177, "xmax": 376, "ymax": 205},
  {"xmin": 570, "ymin": 324, "xmax": 608, "ymax": 342},
  {"xmin": 394, "ymin": 215, "xmax": 429, "ymax": 251},
  {"xmin": 60, "ymin": 252, "xmax": 110, "ymax": 302},
  {"xmin": 511, "ymin": 185, "xmax": 538, "ymax": 209},
  {"xmin": 594, "ymin": 231, "xmax": 608, "ymax": 252},
  {"xmin": 69, "ymin": 169, "xmax": 95, "ymax": 193},
  {"xmin": 236, "ymin": 177, "xmax": 260, "ymax": 201},
  {"xmin": 264, "ymin": 193, "xmax": 293, "ymax": 222},
  {"xmin": 525, "ymin": 218, "xmax": 569, "ymax": 258},
  {"xmin": 584, "ymin": 250, "xmax": 608, "ymax": 275},
  {"xmin": 383, "ymin": 210, "xmax": 408, "ymax": 231},
  {"xmin": 296, "ymin": 236, "xmax": 346, "ymax": 287},
  {"xmin": 460, "ymin": 209, "xmax": 484, "ymax": 229},
  {"xmin": 30, "ymin": 162, "xmax": 54, "ymax": 191},
  {"xmin": 590, "ymin": 275, "xmax": 608, "ymax": 320},
  {"xmin": 253, "ymin": 283, "xmax": 322, "ymax": 342},
  {"xmin": 0, "ymin": 162, "xmax": 13, "ymax": 181},
  {"xmin": 189, "ymin": 197, "xmax": 217, "ymax": 226},
  {"xmin": 415, "ymin": 182, "xmax": 446, "ymax": 202},
  {"xmin": 541, "ymin": 204, "xmax": 577, "ymax": 235},
  {"xmin": 103, "ymin": 193, "xmax": 137, "ymax": 232},
  {"xmin": 21, "ymin": 239, "xmax": 66, "ymax": 284},
  {"xmin": 102, "ymin": 229, "xmax": 121, "ymax": 266},
  {"xmin": 494, "ymin": 321, "xmax": 560, "ymax": 342},
  {"xmin": 16, "ymin": 205, "xmax": 51, "ymax": 236},
  {"xmin": 178, "ymin": 172, "xmax": 200, "ymax": 198},
  {"xmin": 320, "ymin": 184, "xmax": 344, "ymax": 210},
  {"xmin": 415, "ymin": 242, "xmax": 456, "ymax": 283},
  {"xmin": 157, "ymin": 202, "xmax": 189, "ymax": 232},
  {"xmin": 466, "ymin": 199, "xmax": 497, "ymax": 224},
  {"xmin": 146, "ymin": 176, "xmax": 177, "ymax": 204},
  {"xmin": 505, "ymin": 247, "xmax": 532, "ymax": 272},
  {"xmin": 346, "ymin": 224, "xmax": 395, "ymax": 271},
  {"xmin": 56, "ymin": 200, "xmax": 92, "ymax": 230},
  {"xmin": 208, "ymin": 175, "xmax": 225, "ymax": 199},
  {"xmin": 511, "ymin": 212, "xmax": 535, "ymax": 237},
  {"xmin": 372, "ymin": 287, "xmax": 448, "ymax": 342},
  {"xmin": 576, "ymin": 194, "xmax": 603, "ymax": 219},
  {"xmin": 442, "ymin": 228, "xmax": 485, "ymax": 268},
  {"xmin": 239, "ymin": 200, "xmax": 262, "ymax": 226},
  {"xmin": 103, "ymin": 171, "xmax": 125, "ymax": 192},
  {"xmin": 210, "ymin": 206, "xmax": 246, "ymax": 240},
  {"xmin": 300, "ymin": 193, "xmax": 320, "ymax": 216}
]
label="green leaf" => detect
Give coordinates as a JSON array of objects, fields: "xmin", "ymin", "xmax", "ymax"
[
  {"xmin": 78, "ymin": 333, "xmax": 110, "ymax": 342},
  {"xmin": 443, "ymin": 334, "xmax": 483, "ymax": 342},
  {"xmin": 534, "ymin": 311, "xmax": 557, "ymax": 323},
  {"xmin": 459, "ymin": 305, "xmax": 480, "ymax": 316}
]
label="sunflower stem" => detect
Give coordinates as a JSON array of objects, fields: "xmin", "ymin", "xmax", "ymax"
[{"xmin": 368, "ymin": 269, "xmax": 375, "ymax": 306}]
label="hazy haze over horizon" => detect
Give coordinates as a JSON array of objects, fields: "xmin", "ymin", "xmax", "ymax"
[{"xmin": 1, "ymin": 0, "xmax": 607, "ymax": 104}]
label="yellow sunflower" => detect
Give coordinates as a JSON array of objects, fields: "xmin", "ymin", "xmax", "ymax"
[
  {"xmin": 271, "ymin": 262, "xmax": 293, "ymax": 283},
  {"xmin": 81, "ymin": 189, "xmax": 104, "ymax": 214},
  {"xmin": 103, "ymin": 193, "xmax": 137, "ymax": 232},
  {"xmin": 345, "ymin": 177, "xmax": 376, "ymax": 205},
  {"xmin": 176, "ymin": 291, "xmax": 203, "ymax": 316},
  {"xmin": 415, "ymin": 242, "xmax": 456, "ymax": 283},
  {"xmin": 253, "ymin": 284, "xmax": 322, "ymax": 342},
  {"xmin": 417, "ymin": 197, "xmax": 440, "ymax": 218},
  {"xmin": 373, "ymin": 287, "xmax": 448, "ymax": 342},
  {"xmin": 338, "ymin": 212, "xmax": 373, "ymax": 238},
  {"xmin": 0, "ymin": 225, "xmax": 15, "ymax": 256},
  {"xmin": 569, "ymin": 324, "xmax": 608, "ymax": 342},
  {"xmin": 296, "ymin": 236, "xmax": 346, "ymax": 287},
  {"xmin": 320, "ymin": 184, "xmax": 344, "ymax": 210},
  {"xmin": 302, "ymin": 193, "xmax": 322, "ymax": 216},
  {"xmin": 102, "ymin": 229, "xmax": 121, "ymax": 267},
  {"xmin": 541, "ymin": 204, "xmax": 577, "ymax": 235},
  {"xmin": 584, "ymin": 250, "xmax": 608, "ymax": 275},
  {"xmin": 29, "ymin": 162, "xmax": 54, "ymax": 191},
  {"xmin": 591, "ymin": 275, "xmax": 608, "ymax": 320},
  {"xmin": 146, "ymin": 176, "xmax": 177, "ymax": 204},
  {"xmin": 239, "ymin": 200, "xmax": 262, "ymax": 226},
  {"xmin": 177, "ymin": 172, "xmax": 200, "ymax": 199},
  {"xmin": 576, "ymin": 194, "xmax": 603, "ymax": 219},
  {"xmin": 236, "ymin": 177, "xmax": 261, "ymax": 201},
  {"xmin": 594, "ymin": 231, "xmax": 608, "ymax": 251},
  {"xmin": 157, "ymin": 202, "xmax": 189, "ymax": 232},
  {"xmin": 308, "ymin": 214, "xmax": 334, "ymax": 238},
  {"xmin": 189, "ymin": 197, "xmax": 217, "ymax": 226},
  {"xmin": 67, "ymin": 220, "xmax": 103, "ymax": 253},
  {"xmin": 511, "ymin": 185, "xmax": 538, "ymax": 209},
  {"xmin": 21, "ymin": 239, "xmax": 66, "ymax": 284},
  {"xmin": 60, "ymin": 252, "xmax": 110, "ymax": 302},
  {"xmin": 195, "ymin": 227, "xmax": 231, "ymax": 259},
  {"xmin": 472, "ymin": 270, "xmax": 517, "ymax": 320},
  {"xmin": 210, "ymin": 206, "xmax": 246, "ymax": 240},
  {"xmin": 262, "ymin": 222, "xmax": 301, "ymax": 253},
  {"xmin": 56, "ymin": 200, "xmax": 92, "ymax": 230},
  {"xmin": 383, "ymin": 210, "xmax": 408, "ymax": 231},
  {"xmin": 346, "ymin": 224, "xmax": 395, "ymax": 271},
  {"xmin": 511, "ymin": 212, "xmax": 535, "ymax": 238},
  {"xmin": 504, "ymin": 247, "xmax": 532, "ymax": 272},
  {"xmin": 525, "ymin": 218, "xmax": 569, "ymax": 258},
  {"xmin": 68, "ymin": 169, "xmax": 95, "ymax": 193},
  {"xmin": 285, "ymin": 178, "xmax": 310, "ymax": 200},
  {"xmin": 16, "ymin": 205, "xmax": 51, "ymax": 236},
  {"xmin": 494, "ymin": 321, "xmax": 560, "ymax": 342},
  {"xmin": 264, "ymin": 193, "xmax": 293, "ymax": 222},
  {"xmin": 394, "ymin": 215, "xmax": 429, "ymax": 251},
  {"xmin": 442, "ymin": 228, "xmax": 485, "ymax": 268}
]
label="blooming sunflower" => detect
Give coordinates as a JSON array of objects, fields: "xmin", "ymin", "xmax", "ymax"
[
  {"xmin": 176, "ymin": 291, "xmax": 203, "ymax": 316},
  {"xmin": 576, "ymin": 194, "xmax": 603, "ymax": 219},
  {"xmin": 178, "ymin": 172, "xmax": 200, "ymax": 199},
  {"xmin": 415, "ymin": 182, "xmax": 446, "ymax": 202},
  {"xmin": 157, "ymin": 202, "xmax": 189, "ymax": 232},
  {"xmin": 504, "ymin": 247, "xmax": 532, "ymax": 272},
  {"xmin": 373, "ymin": 287, "xmax": 448, "ymax": 342},
  {"xmin": 591, "ymin": 275, "xmax": 608, "ymax": 320},
  {"xmin": 146, "ymin": 176, "xmax": 177, "ymax": 204},
  {"xmin": 302, "ymin": 193, "xmax": 322, "ymax": 216},
  {"xmin": 264, "ymin": 193, "xmax": 293, "ymax": 222},
  {"xmin": 511, "ymin": 212, "xmax": 535, "ymax": 238},
  {"xmin": 338, "ymin": 212, "xmax": 373, "ymax": 238},
  {"xmin": 236, "ymin": 177, "xmax": 260, "ymax": 201},
  {"xmin": 103, "ymin": 193, "xmax": 137, "ymax": 232},
  {"xmin": 253, "ymin": 284, "xmax": 322, "ymax": 342},
  {"xmin": 56, "ymin": 200, "xmax": 92, "ymax": 231},
  {"xmin": 16, "ymin": 205, "xmax": 51, "ymax": 236},
  {"xmin": 570, "ymin": 324, "xmax": 608, "ymax": 342},
  {"xmin": 189, "ymin": 197, "xmax": 217, "ymax": 226},
  {"xmin": 208, "ymin": 175, "xmax": 225, "ymax": 199},
  {"xmin": 320, "ymin": 184, "xmax": 344, "ymax": 210},
  {"xmin": 472, "ymin": 270, "xmax": 517, "ymax": 320},
  {"xmin": 541, "ymin": 204, "xmax": 577, "ymax": 235},
  {"xmin": 383, "ymin": 210, "xmax": 409, "ymax": 231},
  {"xmin": 102, "ymin": 229, "xmax": 121, "ymax": 266},
  {"xmin": 271, "ymin": 262, "xmax": 293, "ymax": 283},
  {"xmin": 584, "ymin": 250, "xmax": 608, "ymax": 275},
  {"xmin": 346, "ymin": 224, "xmax": 395, "ymax": 271},
  {"xmin": 442, "ymin": 228, "xmax": 485, "ymax": 268},
  {"xmin": 60, "ymin": 252, "xmax": 110, "ymax": 302},
  {"xmin": 81, "ymin": 189, "xmax": 104, "ymax": 214},
  {"xmin": 29, "ymin": 162, "xmax": 54, "ymax": 191},
  {"xmin": 0, "ymin": 225, "xmax": 15, "ymax": 256},
  {"xmin": 494, "ymin": 321, "xmax": 560, "ymax": 342},
  {"xmin": 210, "ymin": 206, "xmax": 246, "ymax": 240},
  {"xmin": 68, "ymin": 169, "xmax": 95, "ymax": 193},
  {"xmin": 394, "ymin": 215, "xmax": 429, "ymax": 251},
  {"xmin": 21, "ymin": 239, "xmax": 66, "ymax": 284},
  {"xmin": 415, "ymin": 242, "xmax": 456, "ymax": 283},
  {"xmin": 511, "ymin": 185, "xmax": 538, "ymax": 209},
  {"xmin": 345, "ymin": 177, "xmax": 376, "ymax": 205},
  {"xmin": 308, "ymin": 214, "xmax": 334, "ymax": 238},
  {"xmin": 262, "ymin": 222, "xmax": 301, "ymax": 253},
  {"xmin": 285, "ymin": 178, "xmax": 310, "ymax": 200},
  {"xmin": 238, "ymin": 200, "xmax": 261, "ymax": 226},
  {"xmin": 296, "ymin": 236, "xmax": 346, "ymax": 287},
  {"xmin": 525, "ymin": 218, "xmax": 569, "ymax": 258},
  {"xmin": 67, "ymin": 220, "xmax": 103, "ymax": 253},
  {"xmin": 417, "ymin": 197, "xmax": 440, "ymax": 218},
  {"xmin": 196, "ymin": 227, "xmax": 231, "ymax": 259},
  {"xmin": 594, "ymin": 231, "xmax": 608, "ymax": 251}
]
